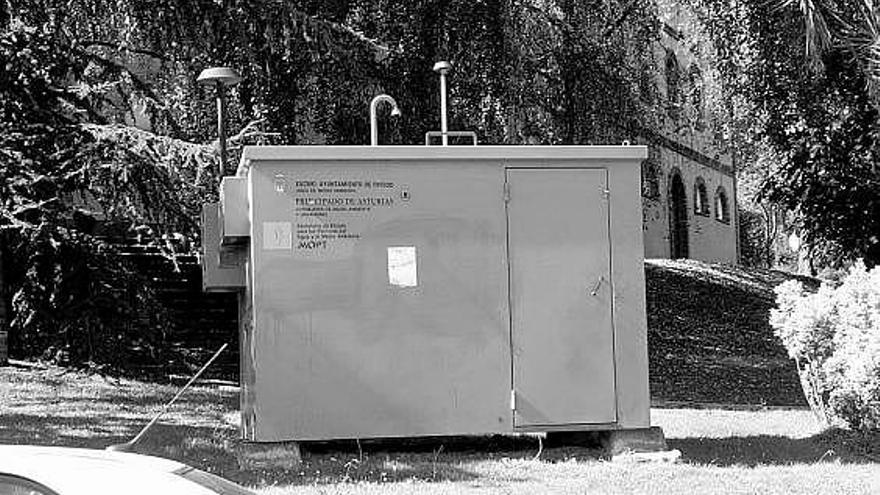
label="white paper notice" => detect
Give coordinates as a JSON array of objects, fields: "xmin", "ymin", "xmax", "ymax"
[
  {"xmin": 263, "ymin": 221, "xmax": 292, "ymax": 250},
  {"xmin": 387, "ymin": 246, "xmax": 418, "ymax": 287}
]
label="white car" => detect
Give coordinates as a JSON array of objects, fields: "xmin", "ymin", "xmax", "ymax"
[{"xmin": 0, "ymin": 445, "xmax": 255, "ymax": 495}]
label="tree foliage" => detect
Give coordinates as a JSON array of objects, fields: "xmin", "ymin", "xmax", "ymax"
[
  {"xmin": 0, "ymin": 0, "xmax": 665, "ymax": 370},
  {"xmin": 761, "ymin": 53, "xmax": 880, "ymax": 266},
  {"xmin": 753, "ymin": 4, "xmax": 880, "ymax": 267},
  {"xmin": 0, "ymin": 20, "xmax": 213, "ymax": 371},
  {"xmin": 7, "ymin": 0, "xmax": 662, "ymax": 146},
  {"xmin": 683, "ymin": 0, "xmax": 880, "ymax": 267}
]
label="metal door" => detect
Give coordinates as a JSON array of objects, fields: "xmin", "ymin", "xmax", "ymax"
[{"xmin": 507, "ymin": 168, "xmax": 617, "ymax": 427}]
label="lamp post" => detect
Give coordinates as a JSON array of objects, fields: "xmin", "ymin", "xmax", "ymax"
[
  {"xmin": 433, "ymin": 61, "xmax": 452, "ymax": 146},
  {"xmin": 197, "ymin": 67, "xmax": 242, "ymax": 179}
]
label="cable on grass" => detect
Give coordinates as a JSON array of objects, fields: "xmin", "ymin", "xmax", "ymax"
[{"xmin": 532, "ymin": 435, "xmax": 543, "ymax": 461}]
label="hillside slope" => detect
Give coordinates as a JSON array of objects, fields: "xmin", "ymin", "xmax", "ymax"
[{"xmin": 646, "ymin": 259, "xmax": 816, "ymax": 407}]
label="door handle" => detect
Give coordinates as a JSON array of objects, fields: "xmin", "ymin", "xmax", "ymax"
[{"xmin": 590, "ymin": 276, "xmax": 605, "ymax": 296}]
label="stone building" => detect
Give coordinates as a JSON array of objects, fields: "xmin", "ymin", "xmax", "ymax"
[{"xmin": 638, "ymin": 6, "xmax": 739, "ymax": 264}]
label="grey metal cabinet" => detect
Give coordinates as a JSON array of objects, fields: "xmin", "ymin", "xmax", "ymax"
[{"xmin": 203, "ymin": 146, "xmax": 650, "ymax": 442}]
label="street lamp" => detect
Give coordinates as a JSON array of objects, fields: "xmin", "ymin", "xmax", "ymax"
[{"xmin": 197, "ymin": 67, "xmax": 242, "ymax": 179}]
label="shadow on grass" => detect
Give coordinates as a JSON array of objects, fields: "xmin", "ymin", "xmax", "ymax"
[
  {"xmin": 27, "ymin": 387, "xmax": 240, "ymax": 408},
  {"xmin": 671, "ymin": 429, "xmax": 880, "ymax": 466},
  {"xmin": 9, "ymin": 391, "xmax": 878, "ymax": 489},
  {"xmin": 0, "ymin": 413, "xmax": 134, "ymax": 448},
  {"xmin": 222, "ymin": 435, "xmax": 596, "ymax": 486},
  {"xmin": 0, "ymin": 410, "xmax": 588, "ymax": 487}
]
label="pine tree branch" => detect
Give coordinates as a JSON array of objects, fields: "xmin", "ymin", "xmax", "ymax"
[
  {"xmin": 81, "ymin": 40, "xmax": 169, "ymax": 62},
  {"xmin": 80, "ymin": 52, "xmax": 183, "ymax": 137}
]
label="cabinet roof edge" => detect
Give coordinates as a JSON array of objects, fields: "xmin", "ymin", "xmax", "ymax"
[{"xmin": 239, "ymin": 145, "xmax": 648, "ymax": 165}]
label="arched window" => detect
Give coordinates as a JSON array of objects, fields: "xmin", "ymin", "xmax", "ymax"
[
  {"xmin": 665, "ymin": 50, "xmax": 681, "ymax": 107},
  {"xmin": 693, "ymin": 177, "xmax": 709, "ymax": 216},
  {"xmin": 715, "ymin": 187, "xmax": 730, "ymax": 223},
  {"xmin": 641, "ymin": 159, "xmax": 661, "ymax": 199},
  {"xmin": 688, "ymin": 65, "xmax": 704, "ymax": 128},
  {"xmin": 669, "ymin": 169, "xmax": 689, "ymax": 259}
]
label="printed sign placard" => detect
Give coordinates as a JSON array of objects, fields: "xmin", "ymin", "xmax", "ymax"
[
  {"xmin": 263, "ymin": 221, "xmax": 292, "ymax": 250},
  {"xmin": 287, "ymin": 177, "xmax": 398, "ymax": 253},
  {"xmin": 387, "ymin": 246, "xmax": 418, "ymax": 287}
]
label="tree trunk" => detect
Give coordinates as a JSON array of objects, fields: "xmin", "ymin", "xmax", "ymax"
[
  {"xmin": 501, "ymin": 0, "xmax": 523, "ymax": 143},
  {"xmin": 559, "ymin": 0, "xmax": 577, "ymax": 143},
  {"xmin": 0, "ymin": 243, "xmax": 7, "ymax": 366}
]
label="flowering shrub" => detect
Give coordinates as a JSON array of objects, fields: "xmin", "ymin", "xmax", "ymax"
[{"xmin": 771, "ymin": 262, "xmax": 880, "ymax": 430}]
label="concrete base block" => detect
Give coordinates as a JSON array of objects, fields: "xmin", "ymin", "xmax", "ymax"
[
  {"xmin": 603, "ymin": 426, "xmax": 668, "ymax": 457},
  {"xmin": 236, "ymin": 441, "xmax": 302, "ymax": 470}
]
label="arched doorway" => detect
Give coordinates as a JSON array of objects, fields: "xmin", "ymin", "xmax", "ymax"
[{"xmin": 669, "ymin": 171, "xmax": 689, "ymax": 259}]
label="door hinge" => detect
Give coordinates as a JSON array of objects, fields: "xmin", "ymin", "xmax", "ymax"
[
  {"xmin": 602, "ymin": 188, "xmax": 610, "ymax": 200},
  {"xmin": 510, "ymin": 390, "xmax": 516, "ymax": 411},
  {"xmin": 503, "ymin": 182, "xmax": 511, "ymax": 203}
]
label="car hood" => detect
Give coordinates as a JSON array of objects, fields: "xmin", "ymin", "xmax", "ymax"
[
  {"xmin": 0, "ymin": 445, "xmax": 189, "ymax": 472},
  {"xmin": 0, "ymin": 445, "xmax": 218, "ymax": 495}
]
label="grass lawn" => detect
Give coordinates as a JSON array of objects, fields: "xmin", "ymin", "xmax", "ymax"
[
  {"xmin": 645, "ymin": 260, "xmax": 812, "ymax": 407},
  {"xmin": 2, "ymin": 364, "xmax": 879, "ymax": 494}
]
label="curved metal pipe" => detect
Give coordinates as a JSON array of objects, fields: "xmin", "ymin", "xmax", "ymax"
[{"xmin": 370, "ymin": 94, "xmax": 401, "ymax": 146}]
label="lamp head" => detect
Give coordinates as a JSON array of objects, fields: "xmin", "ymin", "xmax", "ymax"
[
  {"xmin": 390, "ymin": 106, "xmax": 402, "ymax": 117},
  {"xmin": 432, "ymin": 60, "xmax": 452, "ymax": 75},
  {"xmin": 197, "ymin": 67, "xmax": 242, "ymax": 87}
]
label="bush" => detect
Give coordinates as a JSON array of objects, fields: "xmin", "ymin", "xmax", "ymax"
[
  {"xmin": 2, "ymin": 224, "xmax": 177, "ymax": 374},
  {"xmin": 771, "ymin": 262, "xmax": 880, "ymax": 430}
]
